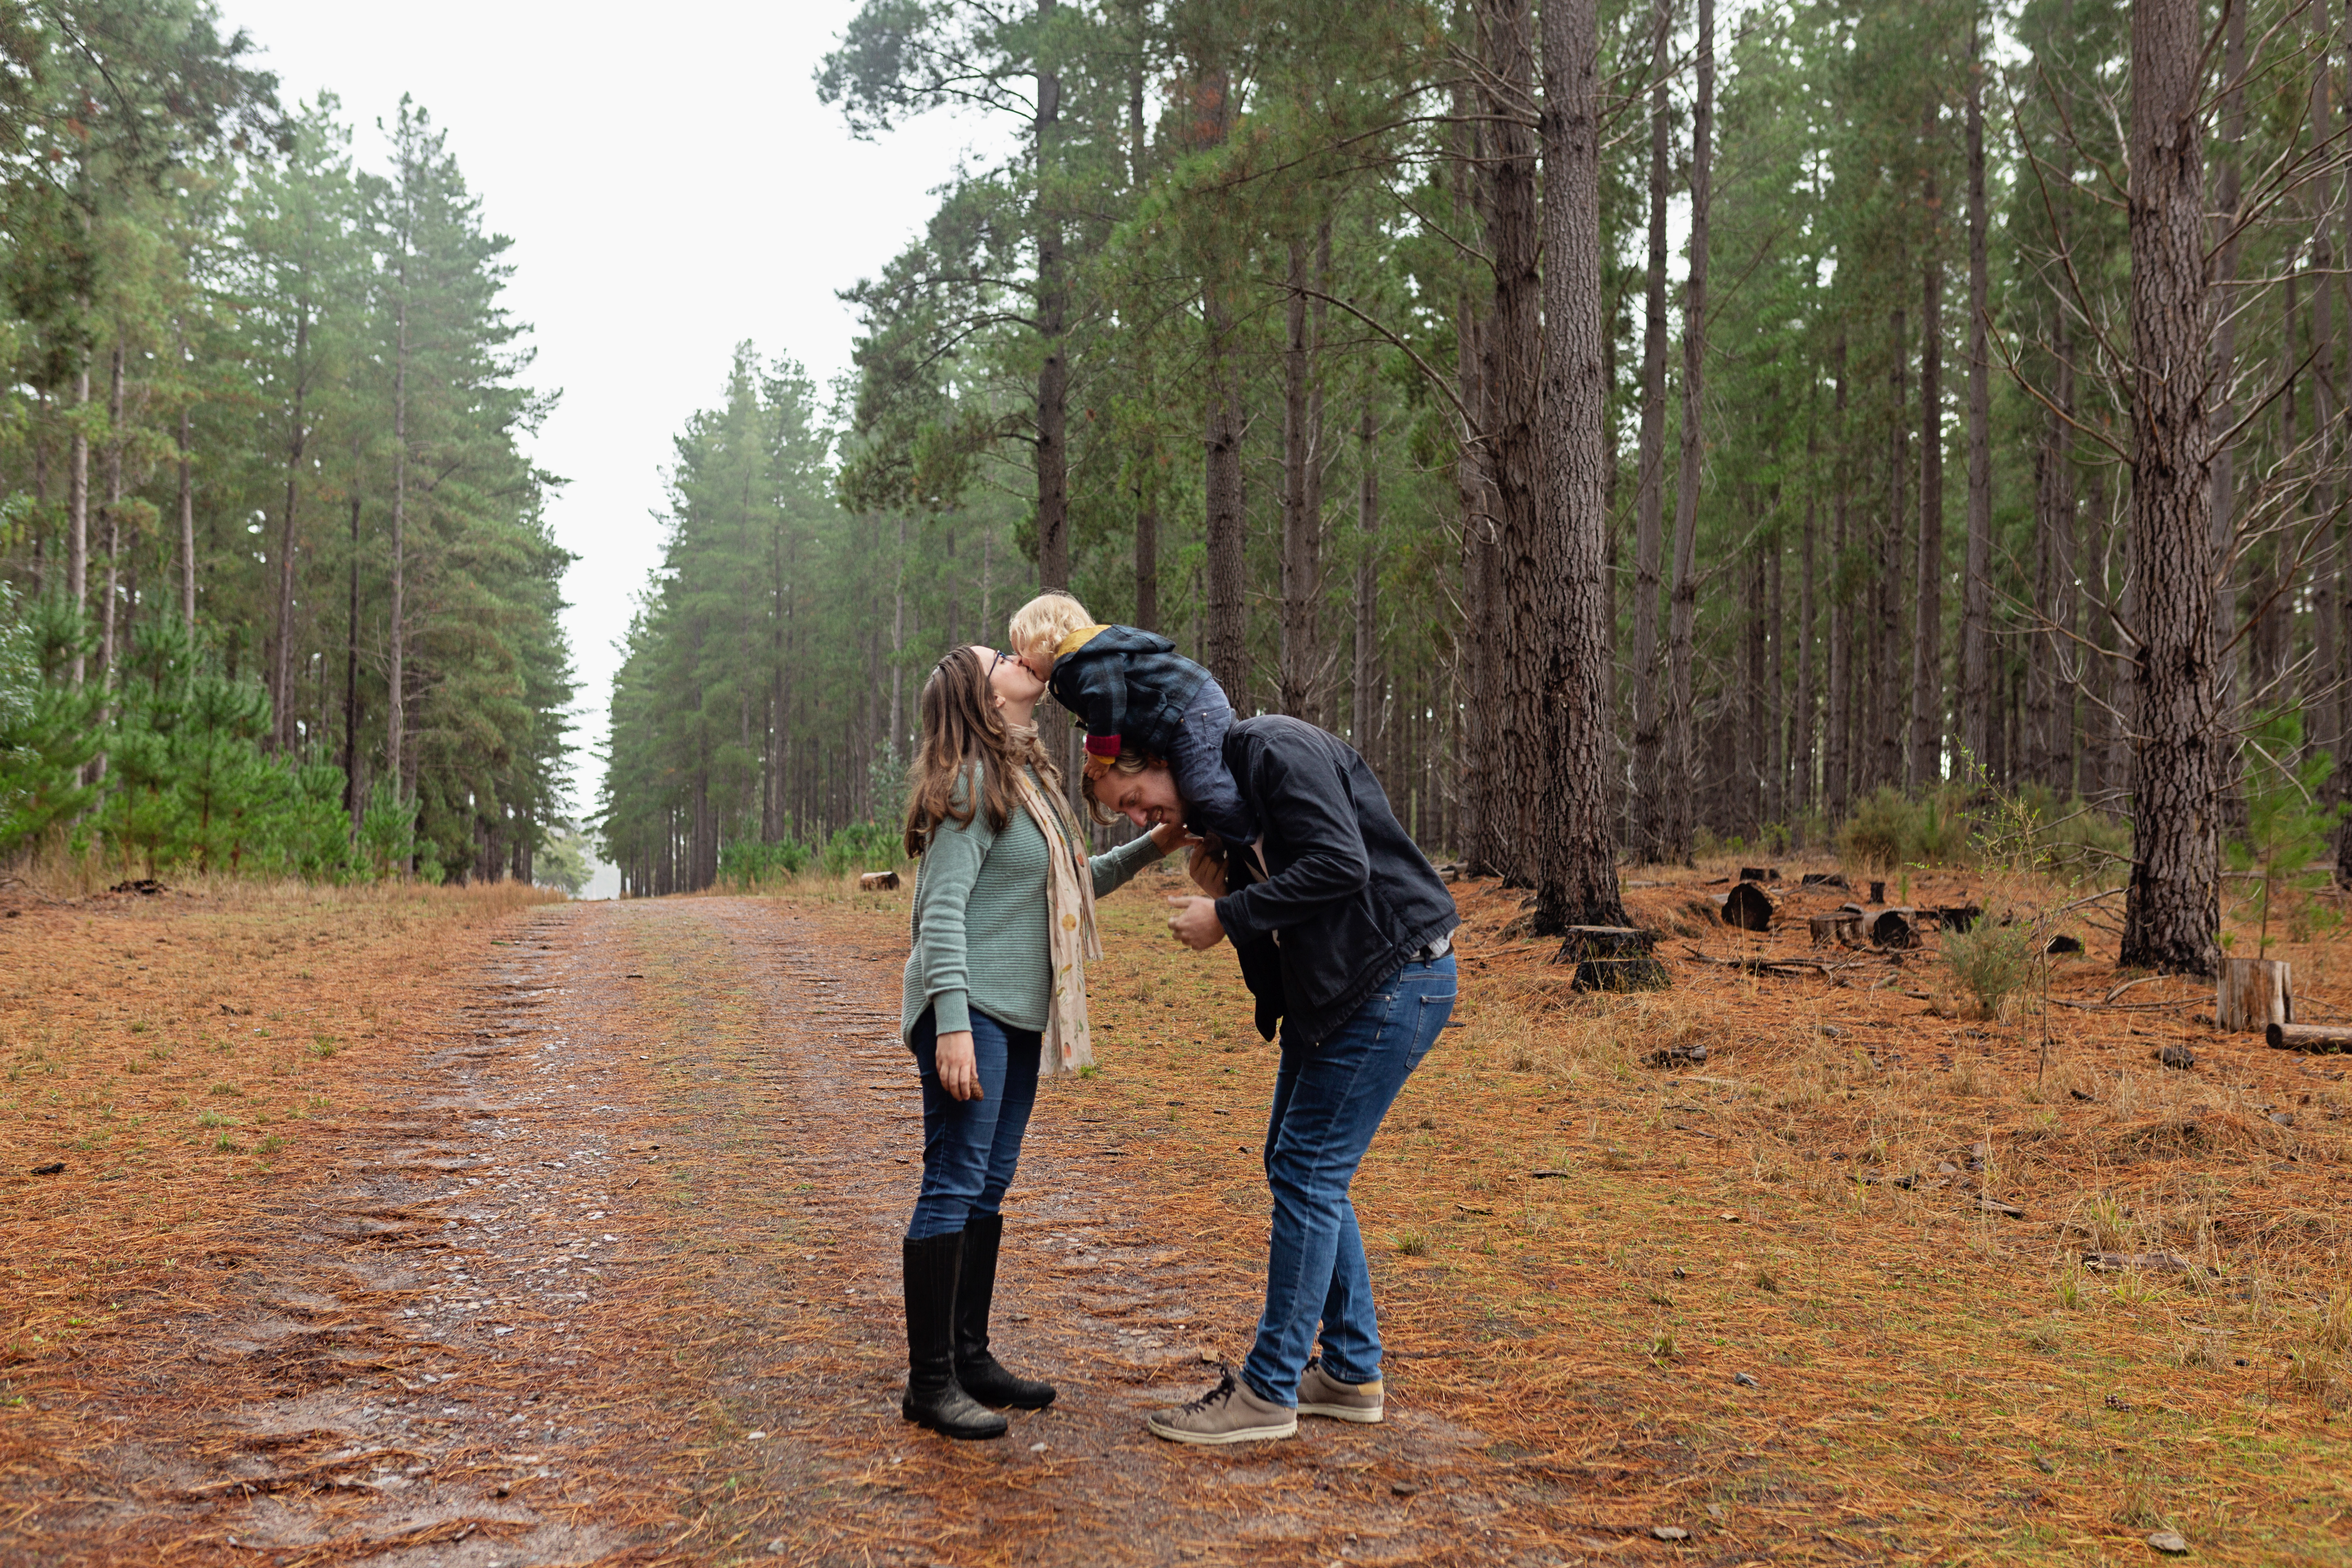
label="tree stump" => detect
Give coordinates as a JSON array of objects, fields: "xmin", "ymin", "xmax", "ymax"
[
  {"xmin": 1737, "ymin": 866, "xmax": 1780, "ymax": 884},
  {"xmin": 1800, "ymin": 871, "xmax": 1850, "ymax": 889},
  {"xmin": 2266, "ymin": 1021, "xmax": 2352, "ymax": 1053},
  {"xmin": 858, "ymin": 870, "xmax": 901, "ymax": 892},
  {"xmin": 1722, "ymin": 881, "xmax": 1775, "ymax": 932},
  {"xmin": 1555, "ymin": 927, "xmax": 1670, "ymax": 992},
  {"xmin": 1809, "ymin": 912, "xmax": 1862, "ymax": 947},
  {"xmin": 2045, "ymin": 934, "xmax": 2084, "ymax": 956},
  {"xmin": 2215, "ymin": 958, "xmax": 2292, "ymax": 1033},
  {"xmin": 1934, "ymin": 904, "xmax": 1983, "ymax": 934},
  {"xmin": 1868, "ymin": 879, "xmax": 1886, "ymax": 904},
  {"xmin": 1871, "ymin": 907, "xmax": 1920, "ymax": 949}
]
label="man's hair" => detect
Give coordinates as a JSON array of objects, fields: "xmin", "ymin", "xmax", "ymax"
[
  {"xmin": 1078, "ymin": 745, "xmax": 1162, "ymax": 825},
  {"xmin": 1008, "ymin": 590, "xmax": 1093, "ymax": 664}
]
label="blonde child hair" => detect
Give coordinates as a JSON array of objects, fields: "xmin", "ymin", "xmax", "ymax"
[{"xmin": 1007, "ymin": 590, "xmax": 1094, "ymax": 668}]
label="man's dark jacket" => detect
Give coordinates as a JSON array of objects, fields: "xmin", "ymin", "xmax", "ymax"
[
  {"xmin": 1045, "ymin": 624, "xmax": 1210, "ymax": 762},
  {"xmin": 1209, "ymin": 715, "xmax": 1459, "ymax": 1045}
]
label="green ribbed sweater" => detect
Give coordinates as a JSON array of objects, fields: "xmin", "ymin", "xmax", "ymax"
[{"xmin": 900, "ymin": 765, "xmax": 1165, "ymax": 1040}]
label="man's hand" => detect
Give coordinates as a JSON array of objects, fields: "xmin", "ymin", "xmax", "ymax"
[
  {"xmin": 934, "ymin": 1030, "xmax": 983, "ymax": 1101},
  {"xmin": 1186, "ymin": 843, "xmax": 1228, "ymax": 898},
  {"xmin": 1148, "ymin": 819, "xmax": 1201, "ymax": 857},
  {"xmin": 1166, "ymin": 895, "xmax": 1226, "ymax": 951}
]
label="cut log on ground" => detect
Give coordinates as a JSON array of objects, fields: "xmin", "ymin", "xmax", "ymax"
[
  {"xmin": 2265, "ymin": 1022, "xmax": 2352, "ymax": 1053},
  {"xmin": 1800, "ymin": 871, "xmax": 1850, "ymax": 889},
  {"xmin": 1933, "ymin": 904, "xmax": 1983, "ymax": 934},
  {"xmin": 1722, "ymin": 881, "xmax": 1774, "ymax": 932},
  {"xmin": 1737, "ymin": 866, "xmax": 1780, "ymax": 883},
  {"xmin": 1809, "ymin": 912, "xmax": 1862, "ymax": 947},
  {"xmin": 857, "ymin": 871, "xmax": 901, "ymax": 891},
  {"xmin": 2046, "ymin": 934, "xmax": 2084, "ymax": 955},
  {"xmin": 2215, "ymin": 958, "xmax": 2292, "ymax": 1033},
  {"xmin": 1871, "ymin": 908, "xmax": 1920, "ymax": 949},
  {"xmin": 1555, "ymin": 926, "xmax": 1670, "ymax": 992}
]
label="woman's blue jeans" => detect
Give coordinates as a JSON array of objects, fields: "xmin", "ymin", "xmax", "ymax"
[
  {"xmin": 1242, "ymin": 953, "xmax": 1457, "ymax": 1406},
  {"xmin": 905, "ymin": 1007, "xmax": 1041, "ymax": 1241}
]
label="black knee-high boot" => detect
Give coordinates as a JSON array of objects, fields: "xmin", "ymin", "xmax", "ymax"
[
  {"xmin": 954, "ymin": 1213, "xmax": 1056, "ymax": 1410},
  {"xmin": 902, "ymin": 1232, "xmax": 1007, "ymax": 1439}
]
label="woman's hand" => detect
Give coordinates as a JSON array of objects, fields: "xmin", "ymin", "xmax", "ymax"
[
  {"xmin": 1148, "ymin": 819, "xmax": 1201, "ymax": 856},
  {"xmin": 935, "ymin": 1030, "xmax": 983, "ymax": 1101}
]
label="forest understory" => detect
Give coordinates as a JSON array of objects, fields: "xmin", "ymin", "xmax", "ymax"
[{"xmin": 3, "ymin": 864, "xmax": 2350, "ymax": 1567}]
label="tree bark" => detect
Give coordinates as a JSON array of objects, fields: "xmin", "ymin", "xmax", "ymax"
[
  {"xmin": 1535, "ymin": 0, "xmax": 1630, "ymax": 930},
  {"xmin": 1826, "ymin": 331, "xmax": 1851, "ymax": 817},
  {"xmin": 2120, "ymin": 0, "xmax": 2223, "ymax": 976},
  {"xmin": 1353, "ymin": 405, "xmax": 1381, "ymax": 757},
  {"xmin": 1665, "ymin": 0, "xmax": 1714, "ymax": 863},
  {"xmin": 273, "ymin": 302, "xmax": 310, "ymax": 752},
  {"xmin": 1034, "ymin": 0, "xmax": 1069, "ymax": 590},
  {"xmin": 1960, "ymin": 20, "xmax": 1994, "ymax": 775},
  {"xmin": 67, "ymin": 364, "xmax": 87, "ymax": 690},
  {"xmin": 388, "ymin": 249, "xmax": 410, "ymax": 809},
  {"xmin": 2207, "ymin": 0, "xmax": 2247, "ymax": 728},
  {"xmin": 1279, "ymin": 234, "xmax": 1323, "ymax": 722},
  {"xmin": 343, "ymin": 489, "xmax": 362, "ymax": 824},
  {"xmin": 1481, "ymin": 0, "xmax": 1544, "ymax": 884},
  {"xmin": 1880, "ymin": 306, "xmax": 1907, "ymax": 790},
  {"xmin": 1630, "ymin": 0, "xmax": 1671, "ymax": 862},
  {"xmin": 97, "ymin": 344, "xmax": 122, "ymax": 691},
  {"xmin": 1203, "ymin": 288, "xmax": 1247, "ymax": 702},
  {"xmin": 1134, "ymin": 451, "xmax": 1158, "ymax": 631},
  {"xmin": 1910, "ymin": 235, "xmax": 1943, "ymax": 790},
  {"xmin": 177, "ymin": 403, "xmax": 196, "ymax": 631}
]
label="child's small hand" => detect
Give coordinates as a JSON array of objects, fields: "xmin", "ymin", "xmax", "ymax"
[{"xmin": 1082, "ymin": 755, "xmax": 1112, "ymax": 779}]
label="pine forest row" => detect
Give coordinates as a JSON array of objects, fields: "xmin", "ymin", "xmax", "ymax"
[
  {"xmin": 601, "ymin": 0, "xmax": 2328, "ymax": 974},
  {"xmin": 0, "ymin": 1, "xmax": 573, "ymax": 885}
]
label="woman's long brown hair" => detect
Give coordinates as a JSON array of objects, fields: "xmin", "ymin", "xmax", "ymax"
[{"xmin": 902, "ymin": 647, "xmax": 1057, "ymax": 857}]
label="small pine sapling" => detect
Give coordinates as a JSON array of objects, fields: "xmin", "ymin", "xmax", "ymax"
[{"xmin": 2224, "ymin": 710, "xmax": 2344, "ymax": 958}]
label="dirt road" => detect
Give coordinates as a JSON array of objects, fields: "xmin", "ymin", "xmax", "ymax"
[{"xmin": 31, "ymin": 896, "xmax": 1584, "ymax": 1568}]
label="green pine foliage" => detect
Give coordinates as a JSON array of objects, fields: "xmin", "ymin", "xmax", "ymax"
[
  {"xmin": 0, "ymin": 6, "xmax": 572, "ymax": 886},
  {"xmin": 2225, "ymin": 713, "xmax": 2345, "ymax": 956}
]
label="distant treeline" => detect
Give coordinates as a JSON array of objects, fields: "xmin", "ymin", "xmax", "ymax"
[{"xmin": 0, "ymin": 1, "xmax": 572, "ymax": 883}]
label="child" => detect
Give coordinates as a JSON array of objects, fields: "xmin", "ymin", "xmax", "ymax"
[{"xmin": 1008, "ymin": 590, "xmax": 1255, "ymax": 848}]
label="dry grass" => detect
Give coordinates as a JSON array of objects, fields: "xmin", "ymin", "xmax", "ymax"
[{"xmin": 790, "ymin": 852, "xmax": 2352, "ymax": 1565}]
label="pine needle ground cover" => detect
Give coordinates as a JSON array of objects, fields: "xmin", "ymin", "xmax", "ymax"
[
  {"xmin": 5, "ymin": 867, "xmax": 2349, "ymax": 1566},
  {"xmin": 802, "ymin": 858, "xmax": 2352, "ymax": 1564}
]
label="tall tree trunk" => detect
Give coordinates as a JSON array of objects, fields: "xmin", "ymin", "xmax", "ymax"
[
  {"xmin": 1279, "ymin": 235, "xmax": 1321, "ymax": 721},
  {"xmin": 343, "ymin": 490, "xmax": 362, "ymax": 825},
  {"xmin": 1034, "ymin": 0, "xmax": 1069, "ymax": 590},
  {"xmin": 1960, "ymin": 19, "xmax": 1994, "ymax": 774},
  {"xmin": 1134, "ymin": 451, "xmax": 1159, "ymax": 630},
  {"xmin": 1769, "ymin": 516, "xmax": 1785, "ymax": 823},
  {"xmin": 177, "ymin": 403, "xmax": 196, "ymax": 631},
  {"xmin": 2120, "ymin": 0, "xmax": 2222, "ymax": 975},
  {"xmin": 1910, "ymin": 239, "xmax": 1943, "ymax": 789},
  {"xmin": 1630, "ymin": 0, "xmax": 1672, "ymax": 862},
  {"xmin": 273, "ymin": 304, "xmax": 310, "ymax": 752},
  {"xmin": 2208, "ymin": 0, "xmax": 2247, "ymax": 729},
  {"xmin": 1535, "ymin": 0, "xmax": 1630, "ymax": 930},
  {"xmin": 1880, "ymin": 306, "xmax": 1907, "ymax": 790},
  {"xmin": 1481, "ymin": 0, "xmax": 1543, "ymax": 884},
  {"xmin": 1203, "ymin": 290, "xmax": 1247, "ymax": 702},
  {"xmin": 98, "ymin": 344, "xmax": 122, "ymax": 691},
  {"xmin": 1826, "ymin": 332, "xmax": 1851, "ymax": 817},
  {"xmin": 67, "ymin": 365, "xmax": 87, "ymax": 690},
  {"xmin": 1798, "ymin": 476, "xmax": 1817, "ymax": 823},
  {"xmin": 1664, "ymin": 0, "xmax": 1714, "ymax": 862},
  {"xmin": 1353, "ymin": 406, "xmax": 1381, "ymax": 756},
  {"xmin": 388, "ymin": 272, "xmax": 410, "ymax": 813}
]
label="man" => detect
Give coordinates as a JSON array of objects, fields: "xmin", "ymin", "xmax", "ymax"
[{"xmin": 1089, "ymin": 714, "xmax": 1458, "ymax": 1444}]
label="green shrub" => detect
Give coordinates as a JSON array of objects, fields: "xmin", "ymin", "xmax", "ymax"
[
  {"xmin": 1840, "ymin": 786, "xmax": 1917, "ymax": 872},
  {"xmin": 1941, "ymin": 915, "xmax": 2038, "ymax": 1020}
]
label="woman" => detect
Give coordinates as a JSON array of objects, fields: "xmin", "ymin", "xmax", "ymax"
[{"xmin": 898, "ymin": 645, "xmax": 1188, "ymax": 1440}]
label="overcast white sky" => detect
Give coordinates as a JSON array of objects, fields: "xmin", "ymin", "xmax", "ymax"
[{"xmin": 216, "ymin": 0, "xmax": 1000, "ymax": 864}]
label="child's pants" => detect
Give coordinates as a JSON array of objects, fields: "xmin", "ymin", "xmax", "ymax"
[{"xmin": 1166, "ymin": 677, "xmax": 1256, "ymax": 847}]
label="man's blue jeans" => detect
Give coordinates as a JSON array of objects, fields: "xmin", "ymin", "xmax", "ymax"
[
  {"xmin": 904, "ymin": 1007, "xmax": 1041, "ymax": 1241},
  {"xmin": 1242, "ymin": 953, "xmax": 1457, "ymax": 1405}
]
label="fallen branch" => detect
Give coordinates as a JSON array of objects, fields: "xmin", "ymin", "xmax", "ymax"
[{"xmin": 1677, "ymin": 945, "xmax": 1849, "ymax": 978}]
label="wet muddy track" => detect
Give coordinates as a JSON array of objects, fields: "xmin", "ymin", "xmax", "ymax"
[{"xmin": 33, "ymin": 898, "xmax": 1598, "ymax": 1568}]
